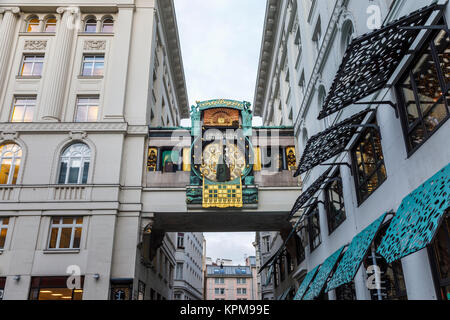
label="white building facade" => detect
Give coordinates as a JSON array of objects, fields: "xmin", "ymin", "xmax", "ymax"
[
  {"xmin": 173, "ymin": 232, "xmax": 204, "ymax": 300},
  {"xmin": 255, "ymin": 0, "xmax": 450, "ymax": 300},
  {"xmin": 0, "ymin": 0, "xmax": 191, "ymax": 300}
]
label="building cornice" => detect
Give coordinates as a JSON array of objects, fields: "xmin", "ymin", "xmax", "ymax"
[
  {"xmin": 253, "ymin": 0, "xmax": 281, "ymax": 116},
  {"xmin": 157, "ymin": 0, "xmax": 189, "ymax": 118}
]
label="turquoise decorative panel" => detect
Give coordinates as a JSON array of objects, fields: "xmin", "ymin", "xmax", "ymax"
[
  {"xmin": 293, "ymin": 265, "xmax": 320, "ymax": 300},
  {"xmin": 326, "ymin": 213, "xmax": 387, "ymax": 292},
  {"xmin": 377, "ymin": 163, "xmax": 450, "ymax": 263},
  {"xmin": 302, "ymin": 246, "xmax": 345, "ymax": 300}
]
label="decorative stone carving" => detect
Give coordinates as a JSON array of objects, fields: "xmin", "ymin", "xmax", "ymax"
[
  {"xmin": 84, "ymin": 40, "xmax": 106, "ymax": 51},
  {"xmin": 69, "ymin": 131, "xmax": 88, "ymax": 141},
  {"xmin": 0, "ymin": 131, "xmax": 18, "ymax": 142},
  {"xmin": 24, "ymin": 40, "xmax": 47, "ymax": 51}
]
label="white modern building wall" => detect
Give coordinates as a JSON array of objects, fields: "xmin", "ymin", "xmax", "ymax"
[
  {"xmin": 0, "ymin": 0, "xmax": 190, "ymax": 300},
  {"xmin": 255, "ymin": 0, "xmax": 450, "ymax": 300},
  {"xmin": 173, "ymin": 232, "xmax": 204, "ymax": 300}
]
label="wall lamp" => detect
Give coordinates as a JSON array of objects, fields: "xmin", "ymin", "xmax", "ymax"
[{"xmin": 93, "ymin": 274, "xmax": 100, "ymax": 280}]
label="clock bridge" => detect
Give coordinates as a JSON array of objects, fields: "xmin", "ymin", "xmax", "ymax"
[{"xmin": 141, "ymin": 100, "xmax": 301, "ymax": 260}]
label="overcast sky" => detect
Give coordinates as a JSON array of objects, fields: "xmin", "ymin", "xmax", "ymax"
[{"xmin": 174, "ymin": 0, "xmax": 266, "ymax": 265}]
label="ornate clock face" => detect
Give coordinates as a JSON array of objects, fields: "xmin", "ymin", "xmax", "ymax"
[{"xmin": 200, "ymin": 142, "xmax": 246, "ymax": 182}]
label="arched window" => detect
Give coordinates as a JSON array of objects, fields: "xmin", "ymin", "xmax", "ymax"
[
  {"xmin": 84, "ymin": 18, "xmax": 97, "ymax": 33},
  {"xmin": 341, "ymin": 21, "xmax": 354, "ymax": 56},
  {"xmin": 44, "ymin": 16, "xmax": 57, "ymax": 32},
  {"xmin": 26, "ymin": 17, "xmax": 40, "ymax": 32},
  {"xmin": 0, "ymin": 143, "xmax": 22, "ymax": 185},
  {"xmin": 58, "ymin": 143, "xmax": 91, "ymax": 184},
  {"xmin": 102, "ymin": 18, "xmax": 114, "ymax": 33}
]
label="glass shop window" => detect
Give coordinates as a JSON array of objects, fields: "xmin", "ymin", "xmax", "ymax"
[
  {"xmin": 294, "ymin": 233, "xmax": 305, "ymax": 265},
  {"xmin": 397, "ymin": 28, "xmax": 449, "ymax": 154},
  {"xmin": 364, "ymin": 224, "xmax": 408, "ymax": 300},
  {"xmin": 29, "ymin": 276, "xmax": 84, "ymax": 300},
  {"xmin": 307, "ymin": 204, "xmax": 321, "ymax": 251},
  {"xmin": 429, "ymin": 210, "xmax": 450, "ymax": 300},
  {"xmin": 351, "ymin": 119, "xmax": 387, "ymax": 204},
  {"xmin": 324, "ymin": 171, "xmax": 346, "ymax": 233},
  {"xmin": 335, "ymin": 281, "xmax": 356, "ymax": 300}
]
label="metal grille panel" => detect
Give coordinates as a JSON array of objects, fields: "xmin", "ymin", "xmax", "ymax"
[
  {"xmin": 318, "ymin": 4, "xmax": 440, "ymax": 120},
  {"xmin": 326, "ymin": 213, "xmax": 387, "ymax": 292}
]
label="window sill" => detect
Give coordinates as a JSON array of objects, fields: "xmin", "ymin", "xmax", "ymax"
[
  {"xmin": 19, "ymin": 32, "xmax": 55, "ymax": 36},
  {"xmin": 16, "ymin": 75, "xmax": 42, "ymax": 80},
  {"xmin": 77, "ymin": 75, "xmax": 104, "ymax": 80},
  {"xmin": 78, "ymin": 32, "xmax": 114, "ymax": 36},
  {"xmin": 43, "ymin": 249, "xmax": 80, "ymax": 254}
]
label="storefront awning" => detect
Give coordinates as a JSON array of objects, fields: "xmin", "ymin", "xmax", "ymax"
[
  {"xmin": 302, "ymin": 246, "xmax": 346, "ymax": 300},
  {"xmin": 377, "ymin": 163, "xmax": 450, "ymax": 263},
  {"xmin": 294, "ymin": 109, "xmax": 372, "ymax": 176},
  {"xmin": 326, "ymin": 213, "xmax": 388, "ymax": 292},
  {"xmin": 293, "ymin": 265, "xmax": 320, "ymax": 300},
  {"xmin": 318, "ymin": 3, "xmax": 444, "ymax": 120},
  {"xmin": 289, "ymin": 167, "xmax": 332, "ymax": 218}
]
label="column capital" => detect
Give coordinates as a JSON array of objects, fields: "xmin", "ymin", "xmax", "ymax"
[
  {"xmin": 56, "ymin": 6, "xmax": 80, "ymax": 15},
  {"xmin": 0, "ymin": 7, "xmax": 20, "ymax": 15}
]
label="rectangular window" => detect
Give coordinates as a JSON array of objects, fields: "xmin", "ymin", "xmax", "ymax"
[
  {"xmin": 214, "ymin": 278, "xmax": 224, "ymax": 284},
  {"xmin": 11, "ymin": 97, "xmax": 35, "ymax": 122},
  {"xmin": 48, "ymin": 217, "xmax": 83, "ymax": 250},
  {"xmin": 429, "ymin": 211, "xmax": 450, "ymax": 300},
  {"xmin": 0, "ymin": 217, "xmax": 9, "ymax": 249},
  {"xmin": 20, "ymin": 55, "xmax": 44, "ymax": 76},
  {"xmin": 81, "ymin": 55, "xmax": 104, "ymax": 76},
  {"xmin": 295, "ymin": 233, "xmax": 305, "ymax": 265},
  {"xmin": 262, "ymin": 235, "xmax": 271, "ymax": 253},
  {"xmin": 308, "ymin": 205, "xmax": 321, "ymax": 251},
  {"xmin": 397, "ymin": 29, "xmax": 450, "ymax": 154},
  {"xmin": 325, "ymin": 171, "xmax": 346, "ymax": 233},
  {"xmin": 177, "ymin": 233, "xmax": 184, "ymax": 249},
  {"xmin": 29, "ymin": 276, "xmax": 84, "ymax": 300},
  {"xmin": 351, "ymin": 120, "xmax": 387, "ymax": 204},
  {"xmin": 335, "ymin": 281, "xmax": 356, "ymax": 300},
  {"xmin": 75, "ymin": 96, "xmax": 99, "ymax": 122},
  {"xmin": 215, "ymin": 288, "xmax": 225, "ymax": 295},
  {"xmin": 176, "ymin": 263, "xmax": 183, "ymax": 280},
  {"xmin": 365, "ymin": 224, "xmax": 408, "ymax": 300}
]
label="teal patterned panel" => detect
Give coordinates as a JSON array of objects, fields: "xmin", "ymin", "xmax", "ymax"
[
  {"xmin": 293, "ymin": 265, "xmax": 320, "ymax": 300},
  {"xmin": 377, "ymin": 163, "xmax": 450, "ymax": 263},
  {"xmin": 302, "ymin": 246, "xmax": 345, "ymax": 300},
  {"xmin": 326, "ymin": 213, "xmax": 387, "ymax": 292}
]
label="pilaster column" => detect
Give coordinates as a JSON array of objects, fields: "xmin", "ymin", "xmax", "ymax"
[
  {"xmin": 0, "ymin": 7, "xmax": 20, "ymax": 95},
  {"xmin": 40, "ymin": 7, "xmax": 77, "ymax": 121}
]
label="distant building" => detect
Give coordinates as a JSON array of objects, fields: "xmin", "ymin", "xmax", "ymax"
[
  {"xmin": 205, "ymin": 257, "xmax": 259, "ymax": 300},
  {"xmin": 173, "ymin": 232, "xmax": 204, "ymax": 300}
]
